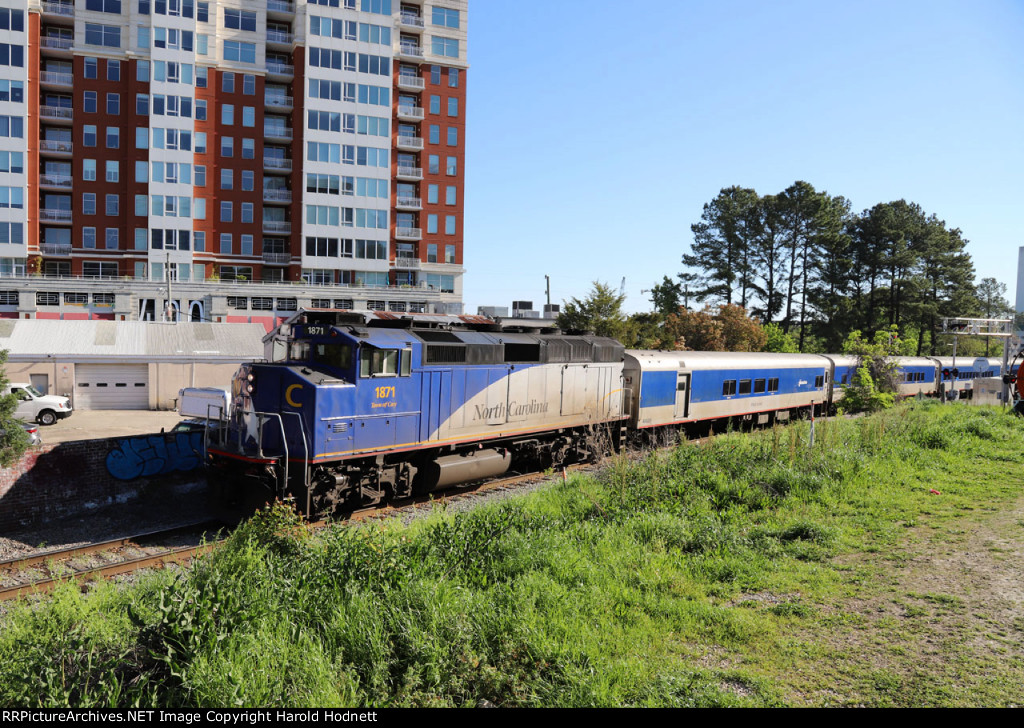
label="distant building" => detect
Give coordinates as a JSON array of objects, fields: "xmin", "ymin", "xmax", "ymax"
[
  {"xmin": 477, "ymin": 300, "xmax": 559, "ymax": 328},
  {"xmin": 1017, "ymin": 246, "xmax": 1024, "ymax": 314},
  {"xmin": 0, "ymin": 0, "xmax": 469, "ymax": 326}
]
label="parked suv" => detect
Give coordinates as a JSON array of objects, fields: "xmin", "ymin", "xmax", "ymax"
[{"xmin": 3, "ymin": 384, "xmax": 73, "ymax": 426}]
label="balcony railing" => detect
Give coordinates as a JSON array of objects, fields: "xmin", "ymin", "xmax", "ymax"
[
  {"xmin": 397, "ymin": 135, "xmax": 424, "ymax": 151},
  {"xmin": 262, "ymin": 252, "xmax": 291, "ymax": 265},
  {"xmin": 41, "ymin": 2, "xmax": 74, "ymax": 17},
  {"xmin": 263, "ymin": 188, "xmax": 292, "ymax": 203},
  {"xmin": 266, "ymin": 29, "xmax": 293, "ymax": 44},
  {"xmin": 264, "ymin": 158, "xmax": 292, "ymax": 173},
  {"xmin": 395, "ymin": 197, "xmax": 422, "ymax": 210},
  {"xmin": 394, "ymin": 256, "xmax": 421, "ymax": 269},
  {"xmin": 265, "ymin": 62, "xmax": 294, "ymax": 77},
  {"xmin": 397, "ymin": 105, "xmax": 425, "ymax": 121},
  {"xmin": 395, "ymin": 227, "xmax": 422, "ymax": 241},
  {"xmin": 397, "ymin": 74, "xmax": 425, "ymax": 91},
  {"xmin": 39, "ymin": 174, "xmax": 73, "ymax": 188},
  {"xmin": 40, "ymin": 209, "xmax": 73, "ymax": 223},
  {"xmin": 264, "ymin": 126, "xmax": 293, "ymax": 141},
  {"xmin": 40, "ymin": 37, "xmax": 73, "ymax": 51},
  {"xmin": 40, "ymin": 243, "xmax": 72, "ymax": 256},
  {"xmin": 396, "ymin": 166, "xmax": 423, "ymax": 180},
  {"xmin": 398, "ymin": 44, "xmax": 424, "ymax": 59},
  {"xmin": 40, "ymin": 139, "xmax": 73, "ymax": 154},
  {"xmin": 265, "ymin": 94, "xmax": 293, "ymax": 109},
  {"xmin": 266, "ymin": 0, "xmax": 294, "ymax": 14},
  {"xmin": 399, "ymin": 13, "xmax": 425, "ymax": 29},
  {"xmin": 40, "ymin": 71, "xmax": 74, "ymax": 86},
  {"xmin": 262, "ymin": 220, "xmax": 291, "ymax": 234},
  {"xmin": 40, "ymin": 105, "xmax": 73, "ymax": 121}
]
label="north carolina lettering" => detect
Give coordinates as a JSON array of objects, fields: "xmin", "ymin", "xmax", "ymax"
[{"xmin": 474, "ymin": 400, "xmax": 549, "ymax": 420}]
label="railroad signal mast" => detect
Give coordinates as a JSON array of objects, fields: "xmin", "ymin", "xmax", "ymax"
[{"xmin": 940, "ymin": 317, "xmax": 1014, "ymax": 403}]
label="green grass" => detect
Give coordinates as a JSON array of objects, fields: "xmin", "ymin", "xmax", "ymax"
[{"xmin": 2, "ymin": 401, "xmax": 1023, "ymax": 707}]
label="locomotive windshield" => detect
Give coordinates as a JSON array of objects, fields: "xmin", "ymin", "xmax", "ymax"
[{"xmin": 312, "ymin": 343, "xmax": 354, "ymax": 372}]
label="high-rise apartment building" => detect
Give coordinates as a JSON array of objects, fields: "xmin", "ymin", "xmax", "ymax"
[{"xmin": 0, "ymin": 0, "xmax": 467, "ymax": 326}]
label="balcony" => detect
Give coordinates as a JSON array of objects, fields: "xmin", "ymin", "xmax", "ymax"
[
  {"xmin": 264, "ymin": 126, "xmax": 293, "ymax": 142},
  {"xmin": 266, "ymin": 29, "xmax": 293, "ymax": 47},
  {"xmin": 395, "ymin": 196, "xmax": 422, "ymax": 211},
  {"xmin": 40, "ymin": 139, "xmax": 73, "ymax": 155},
  {"xmin": 39, "ymin": 174, "xmax": 73, "ymax": 189},
  {"xmin": 263, "ymin": 157, "xmax": 292, "ymax": 173},
  {"xmin": 40, "ymin": 37, "xmax": 73, "ymax": 53},
  {"xmin": 396, "ymin": 166, "xmax": 423, "ymax": 181},
  {"xmin": 398, "ymin": 13, "xmax": 424, "ymax": 30},
  {"xmin": 40, "ymin": 243, "xmax": 72, "ymax": 256},
  {"xmin": 266, "ymin": 0, "xmax": 294, "ymax": 16},
  {"xmin": 265, "ymin": 94, "xmax": 293, "ymax": 111},
  {"xmin": 397, "ymin": 74, "xmax": 425, "ymax": 91},
  {"xmin": 40, "ymin": 105, "xmax": 73, "ymax": 123},
  {"xmin": 397, "ymin": 44, "xmax": 424, "ymax": 61},
  {"xmin": 40, "ymin": 71, "xmax": 74, "ymax": 88},
  {"xmin": 394, "ymin": 256, "xmax": 421, "ymax": 270},
  {"xmin": 263, "ymin": 188, "xmax": 292, "ymax": 204},
  {"xmin": 265, "ymin": 62, "xmax": 294, "ymax": 80},
  {"xmin": 262, "ymin": 220, "xmax": 291, "ymax": 234},
  {"xmin": 396, "ymin": 135, "xmax": 424, "ymax": 151},
  {"xmin": 41, "ymin": 2, "xmax": 74, "ymax": 19},
  {"xmin": 397, "ymin": 105, "xmax": 425, "ymax": 122},
  {"xmin": 40, "ymin": 209, "xmax": 73, "ymax": 224},
  {"xmin": 395, "ymin": 227, "xmax": 422, "ymax": 241},
  {"xmin": 262, "ymin": 252, "xmax": 291, "ymax": 265}
]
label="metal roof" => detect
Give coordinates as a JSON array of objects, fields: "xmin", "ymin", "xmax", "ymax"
[{"xmin": 0, "ymin": 320, "xmax": 266, "ymax": 362}]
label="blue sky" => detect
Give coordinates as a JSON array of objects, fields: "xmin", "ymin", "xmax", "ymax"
[{"xmin": 461, "ymin": 0, "xmax": 1024, "ymax": 315}]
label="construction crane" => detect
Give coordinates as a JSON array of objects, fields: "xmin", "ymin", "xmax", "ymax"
[{"xmin": 619, "ymin": 277, "xmax": 626, "ymax": 298}]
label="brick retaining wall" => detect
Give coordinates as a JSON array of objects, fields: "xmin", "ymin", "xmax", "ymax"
[{"xmin": 0, "ymin": 436, "xmax": 207, "ymax": 533}]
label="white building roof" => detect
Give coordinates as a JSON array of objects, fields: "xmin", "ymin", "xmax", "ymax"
[{"xmin": 0, "ymin": 320, "xmax": 265, "ymax": 362}]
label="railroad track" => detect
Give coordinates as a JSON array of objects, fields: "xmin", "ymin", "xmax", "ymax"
[
  {"xmin": 0, "ymin": 463, "xmax": 602, "ymax": 603},
  {"xmin": 0, "ymin": 521, "xmax": 225, "ymax": 602}
]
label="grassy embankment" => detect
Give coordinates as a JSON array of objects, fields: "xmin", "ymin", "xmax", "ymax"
[{"xmin": 2, "ymin": 401, "xmax": 1023, "ymax": 707}]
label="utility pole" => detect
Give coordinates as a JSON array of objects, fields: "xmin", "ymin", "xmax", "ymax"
[{"xmin": 544, "ymin": 275, "xmax": 551, "ymax": 307}]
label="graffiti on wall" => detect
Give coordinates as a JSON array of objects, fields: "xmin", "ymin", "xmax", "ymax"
[{"xmin": 106, "ymin": 432, "xmax": 205, "ymax": 481}]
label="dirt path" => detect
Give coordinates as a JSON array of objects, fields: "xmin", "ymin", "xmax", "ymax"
[{"xmin": 795, "ymin": 495, "xmax": 1024, "ymax": 706}]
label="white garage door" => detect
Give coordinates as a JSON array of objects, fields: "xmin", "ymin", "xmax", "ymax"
[{"xmin": 75, "ymin": 364, "xmax": 150, "ymax": 410}]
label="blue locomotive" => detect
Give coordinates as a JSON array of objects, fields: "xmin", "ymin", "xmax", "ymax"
[
  {"xmin": 207, "ymin": 310, "xmax": 626, "ymax": 512},
  {"xmin": 206, "ymin": 310, "xmax": 1011, "ymax": 514}
]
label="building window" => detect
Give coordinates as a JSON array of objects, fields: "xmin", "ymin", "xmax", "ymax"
[
  {"xmin": 105, "ymin": 194, "xmax": 118, "ymax": 216},
  {"xmin": 446, "ymin": 186, "xmax": 456, "ymax": 205},
  {"xmin": 449, "ymin": 68, "xmax": 459, "ymax": 87},
  {"xmin": 84, "ymin": 91, "xmax": 97, "ymax": 113},
  {"xmin": 445, "ymin": 215, "xmax": 456, "ymax": 235},
  {"xmin": 447, "ymin": 97, "xmax": 458, "ymax": 117},
  {"xmin": 83, "ymin": 193, "xmax": 96, "ymax": 215},
  {"xmin": 107, "ymin": 59, "xmax": 120, "ymax": 80},
  {"xmin": 84, "ymin": 58, "xmax": 97, "ymax": 78},
  {"xmin": 431, "ymin": 36, "xmax": 459, "ymax": 58},
  {"xmin": 447, "ymin": 127, "xmax": 457, "ymax": 146},
  {"xmin": 222, "ymin": 71, "xmax": 234, "ymax": 93},
  {"xmin": 431, "ymin": 7, "xmax": 459, "ymax": 29}
]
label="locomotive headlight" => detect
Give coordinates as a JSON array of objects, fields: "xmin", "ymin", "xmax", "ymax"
[{"xmin": 245, "ymin": 372, "xmax": 256, "ymax": 394}]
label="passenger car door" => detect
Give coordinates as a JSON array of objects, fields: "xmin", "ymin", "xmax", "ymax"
[{"xmin": 673, "ymin": 373, "xmax": 690, "ymax": 420}]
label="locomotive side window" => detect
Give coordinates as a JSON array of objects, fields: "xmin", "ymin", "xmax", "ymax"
[
  {"xmin": 290, "ymin": 341, "xmax": 310, "ymax": 361},
  {"xmin": 739, "ymin": 379, "xmax": 752, "ymax": 395},
  {"xmin": 814, "ymin": 375, "xmax": 824, "ymax": 388},
  {"xmin": 768, "ymin": 378, "xmax": 779, "ymax": 392},
  {"xmin": 359, "ymin": 347, "xmax": 399, "ymax": 377},
  {"xmin": 723, "ymin": 380, "xmax": 737, "ymax": 396},
  {"xmin": 313, "ymin": 343, "xmax": 353, "ymax": 371},
  {"xmin": 754, "ymin": 378, "xmax": 766, "ymax": 394}
]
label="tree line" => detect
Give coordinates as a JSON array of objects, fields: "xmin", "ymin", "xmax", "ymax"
[{"xmin": 559, "ymin": 181, "xmax": 1014, "ymax": 357}]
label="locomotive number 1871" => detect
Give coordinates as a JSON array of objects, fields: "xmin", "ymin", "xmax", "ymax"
[{"xmin": 375, "ymin": 386, "xmax": 396, "ymax": 399}]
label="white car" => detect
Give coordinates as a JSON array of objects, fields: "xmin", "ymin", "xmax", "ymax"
[{"xmin": 4, "ymin": 383, "xmax": 74, "ymax": 426}]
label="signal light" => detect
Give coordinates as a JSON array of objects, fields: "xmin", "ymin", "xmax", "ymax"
[{"xmin": 942, "ymin": 368, "xmax": 950, "ymax": 378}]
